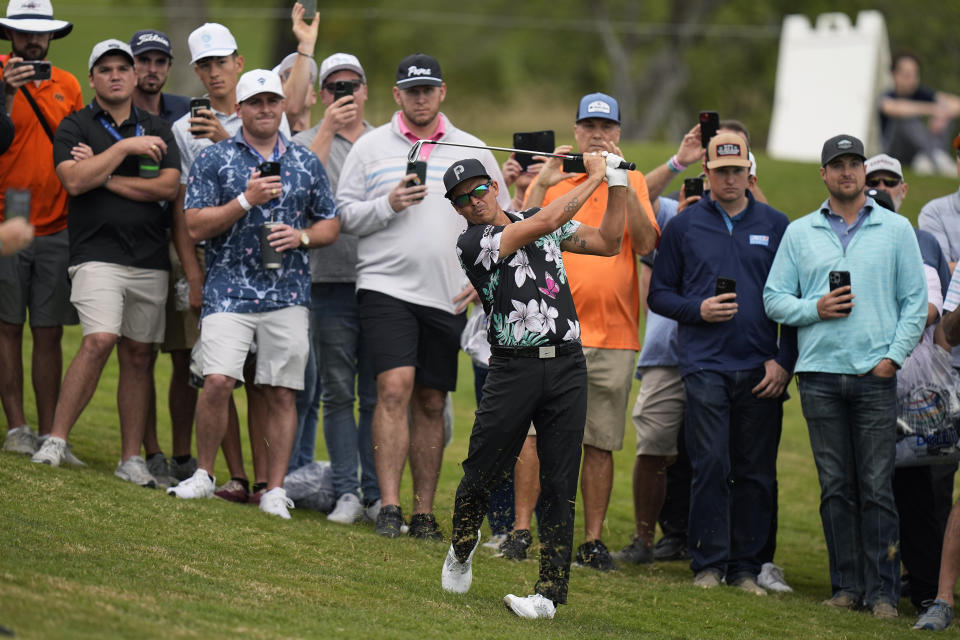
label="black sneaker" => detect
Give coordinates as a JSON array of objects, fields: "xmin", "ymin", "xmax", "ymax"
[
  {"xmin": 614, "ymin": 536, "xmax": 653, "ymax": 565},
  {"xmin": 375, "ymin": 504, "xmax": 406, "ymax": 538},
  {"xmin": 652, "ymin": 534, "xmax": 689, "ymax": 561},
  {"xmin": 408, "ymin": 512, "xmax": 443, "ymax": 541},
  {"xmin": 498, "ymin": 529, "xmax": 533, "ymax": 560},
  {"xmin": 575, "ymin": 540, "xmax": 617, "ymax": 572}
]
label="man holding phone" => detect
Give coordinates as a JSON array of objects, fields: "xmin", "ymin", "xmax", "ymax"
[
  {"xmin": 764, "ymin": 134, "xmax": 927, "ymax": 617},
  {"xmin": 0, "ymin": 0, "xmax": 83, "ymax": 457},
  {"xmin": 522, "ymin": 92, "xmax": 659, "ymax": 572},
  {"xmin": 649, "ymin": 132, "xmax": 795, "ymax": 594},
  {"xmin": 337, "ymin": 52, "xmax": 509, "ymax": 540},
  {"xmin": 169, "ymin": 69, "xmax": 338, "ymax": 520},
  {"xmin": 292, "ymin": 52, "xmax": 381, "ymax": 525}
]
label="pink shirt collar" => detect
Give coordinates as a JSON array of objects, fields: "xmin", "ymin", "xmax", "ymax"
[{"xmin": 398, "ymin": 111, "xmax": 446, "ymax": 161}]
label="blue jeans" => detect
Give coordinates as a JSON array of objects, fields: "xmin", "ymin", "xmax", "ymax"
[
  {"xmin": 797, "ymin": 372, "xmax": 900, "ymax": 606},
  {"xmin": 291, "ymin": 322, "xmax": 321, "ymax": 472},
  {"xmin": 314, "ymin": 283, "xmax": 378, "ymax": 503},
  {"xmin": 683, "ymin": 368, "xmax": 781, "ymax": 582}
]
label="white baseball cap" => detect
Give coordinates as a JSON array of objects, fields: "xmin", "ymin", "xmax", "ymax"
[
  {"xmin": 88, "ymin": 38, "xmax": 134, "ymax": 72},
  {"xmin": 236, "ymin": 69, "xmax": 285, "ymax": 104},
  {"xmin": 0, "ymin": 0, "xmax": 72, "ymax": 39},
  {"xmin": 187, "ymin": 22, "xmax": 237, "ymax": 65},
  {"xmin": 319, "ymin": 52, "xmax": 365, "ymax": 86},
  {"xmin": 865, "ymin": 153, "xmax": 904, "ymax": 180},
  {"xmin": 272, "ymin": 52, "xmax": 317, "ymax": 84}
]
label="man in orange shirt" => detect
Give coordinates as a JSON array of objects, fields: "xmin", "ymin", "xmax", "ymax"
[
  {"xmin": 525, "ymin": 93, "xmax": 660, "ymax": 570},
  {"xmin": 0, "ymin": 0, "xmax": 83, "ymax": 457}
]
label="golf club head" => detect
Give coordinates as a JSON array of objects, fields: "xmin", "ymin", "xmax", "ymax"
[{"xmin": 408, "ymin": 140, "xmax": 428, "ymax": 163}]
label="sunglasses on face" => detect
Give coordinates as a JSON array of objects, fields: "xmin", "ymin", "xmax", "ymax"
[
  {"xmin": 451, "ymin": 181, "xmax": 492, "ymax": 208},
  {"xmin": 322, "ymin": 80, "xmax": 361, "ymax": 93},
  {"xmin": 865, "ymin": 177, "xmax": 901, "ymax": 188}
]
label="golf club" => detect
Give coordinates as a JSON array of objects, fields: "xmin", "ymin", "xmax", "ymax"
[{"xmin": 407, "ymin": 139, "xmax": 636, "ymax": 171}]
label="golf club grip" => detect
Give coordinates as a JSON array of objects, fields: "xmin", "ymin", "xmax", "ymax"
[{"xmin": 618, "ymin": 161, "xmax": 636, "ymax": 171}]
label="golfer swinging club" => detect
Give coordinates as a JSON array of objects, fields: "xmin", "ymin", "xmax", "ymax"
[{"xmin": 440, "ymin": 151, "xmax": 629, "ymax": 619}]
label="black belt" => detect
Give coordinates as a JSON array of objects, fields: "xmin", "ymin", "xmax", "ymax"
[{"xmin": 490, "ymin": 342, "xmax": 582, "ymax": 359}]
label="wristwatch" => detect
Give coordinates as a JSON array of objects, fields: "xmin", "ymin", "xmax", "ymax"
[{"xmin": 299, "ymin": 231, "xmax": 310, "ymax": 248}]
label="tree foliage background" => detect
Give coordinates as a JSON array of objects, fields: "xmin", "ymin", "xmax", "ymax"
[{"xmin": 39, "ymin": 0, "xmax": 960, "ymax": 146}]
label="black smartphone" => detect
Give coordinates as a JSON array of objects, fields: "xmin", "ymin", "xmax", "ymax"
[
  {"xmin": 190, "ymin": 97, "xmax": 211, "ymax": 119},
  {"xmin": 4, "ymin": 188, "xmax": 30, "ymax": 219},
  {"xmin": 829, "ymin": 270, "xmax": 851, "ymax": 314},
  {"xmin": 13, "ymin": 61, "xmax": 51, "ymax": 80},
  {"xmin": 683, "ymin": 177, "xmax": 704, "ymax": 197},
  {"xmin": 699, "ymin": 111, "xmax": 719, "ymax": 148},
  {"xmin": 405, "ymin": 160, "xmax": 427, "ymax": 187},
  {"xmin": 332, "ymin": 80, "xmax": 356, "ymax": 103},
  {"xmin": 259, "ymin": 161, "xmax": 281, "ymax": 177},
  {"xmin": 298, "ymin": 0, "xmax": 317, "ymax": 16},
  {"xmin": 562, "ymin": 154, "xmax": 586, "ymax": 174},
  {"xmin": 512, "ymin": 130, "xmax": 555, "ymax": 171},
  {"xmin": 715, "ymin": 276, "xmax": 736, "ymax": 297}
]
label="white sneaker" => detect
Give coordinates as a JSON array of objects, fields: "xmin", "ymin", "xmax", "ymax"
[
  {"xmin": 503, "ymin": 593, "xmax": 556, "ymax": 619},
  {"xmin": 60, "ymin": 442, "xmax": 86, "ymax": 467},
  {"xmin": 31, "ymin": 436, "xmax": 68, "ymax": 466},
  {"xmin": 259, "ymin": 487, "xmax": 294, "ymax": 519},
  {"xmin": 441, "ymin": 531, "xmax": 480, "ymax": 594},
  {"xmin": 327, "ymin": 493, "xmax": 364, "ymax": 524},
  {"xmin": 115, "ymin": 456, "xmax": 157, "ymax": 488},
  {"xmin": 758, "ymin": 562, "xmax": 793, "ymax": 593},
  {"xmin": 363, "ymin": 498, "xmax": 382, "ymax": 523},
  {"xmin": 166, "ymin": 468, "xmax": 215, "ymax": 499},
  {"xmin": 483, "ymin": 533, "xmax": 508, "ymax": 550},
  {"xmin": 3, "ymin": 425, "xmax": 38, "ymax": 454}
]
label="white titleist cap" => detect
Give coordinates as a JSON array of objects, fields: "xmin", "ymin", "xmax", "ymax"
[
  {"xmin": 188, "ymin": 22, "xmax": 237, "ymax": 65},
  {"xmin": 236, "ymin": 68, "xmax": 285, "ymax": 103}
]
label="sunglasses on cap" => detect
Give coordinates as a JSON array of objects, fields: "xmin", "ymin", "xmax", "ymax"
[
  {"xmin": 451, "ymin": 181, "xmax": 492, "ymax": 208},
  {"xmin": 322, "ymin": 79, "xmax": 362, "ymax": 93},
  {"xmin": 865, "ymin": 177, "xmax": 901, "ymax": 188}
]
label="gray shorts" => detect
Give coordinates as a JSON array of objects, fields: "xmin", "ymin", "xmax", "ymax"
[
  {"xmin": 199, "ymin": 305, "xmax": 309, "ymax": 390},
  {"xmin": 0, "ymin": 229, "xmax": 78, "ymax": 327}
]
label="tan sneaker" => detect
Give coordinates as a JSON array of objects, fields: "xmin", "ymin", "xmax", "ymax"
[
  {"xmin": 693, "ymin": 570, "xmax": 722, "ymax": 588},
  {"xmin": 872, "ymin": 601, "xmax": 898, "ymax": 619},
  {"xmin": 822, "ymin": 593, "xmax": 858, "ymax": 610},
  {"xmin": 731, "ymin": 576, "xmax": 767, "ymax": 596}
]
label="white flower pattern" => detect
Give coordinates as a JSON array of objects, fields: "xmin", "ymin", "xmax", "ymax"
[
  {"xmin": 563, "ymin": 319, "xmax": 580, "ymax": 341},
  {"xmin": 539, "ymin": 299, "xmax": 558, "ymax": 336},
  {"xmin": 507, "ymin": 299, "xmax": 545, "ymax": 342}
]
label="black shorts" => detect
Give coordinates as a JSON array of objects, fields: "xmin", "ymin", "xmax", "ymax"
[{"xmin": 357, "ymin": 289, "xmax": 466, "ymax": 391}]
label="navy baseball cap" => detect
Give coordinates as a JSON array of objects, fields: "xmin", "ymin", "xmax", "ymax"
[
  {"xmin": 444, "ymin": 158, "xmax": 489, "ymax": 199},
  {"xmin": 821, "ymin": 134, "xmax": 866, "ymax": 166},
  {"xmin": 129, "ymin": 29, "xmax": 173, "ymax": 58},
  {"xmin": 576, "ymin": 92, "xmax": 619, "ymax": 124},
  {"xmin": 396, "ymin": 53, "xmax": 442, "ymax": 89}
]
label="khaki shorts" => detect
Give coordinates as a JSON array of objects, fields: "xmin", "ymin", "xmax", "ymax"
[
  {"xmin": 582, "ymin": 347, "xmax": 637, "ymax": 451},
  {"xmin": 68, "ymin": 261, "xmax": 168, "ymax": 343},
  {"xmin": 161, "ymin": 243, "xmax": 205, "ymax": 352},
  {"xmin": 632, "ymin": 366, "xmax": 686, "ymax": 456},
  {"xmin": 200, "ymin": 305, "xmax": 309, "ymax": 390}
]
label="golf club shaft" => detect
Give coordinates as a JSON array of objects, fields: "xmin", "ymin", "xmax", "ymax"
[{"xmin": 408, "ymin": 139, "xmax": 636, "ymax": 171}]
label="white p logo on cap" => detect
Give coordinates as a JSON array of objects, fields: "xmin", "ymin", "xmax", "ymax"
[{"xmin": 454, "ymin": 164, "xmax": 464, "ymax": 180}]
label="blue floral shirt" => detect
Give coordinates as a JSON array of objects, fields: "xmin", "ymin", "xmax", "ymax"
[
  {"xmin": 185, "ymin": 129, "xmax": 336, "ymax": 318},
  {"xmin": 457, "ymin": 208, "xmax": 582, "ymax": 347}
]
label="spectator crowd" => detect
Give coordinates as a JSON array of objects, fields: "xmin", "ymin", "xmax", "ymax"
[{"xmin": 4, "ymin": 0, "xmax": 960, "ymax": 628}]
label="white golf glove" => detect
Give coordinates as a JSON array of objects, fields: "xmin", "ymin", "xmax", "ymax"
[{"xmin": 603, "ymin": 152, "xmax": 629, "ymax": 187}]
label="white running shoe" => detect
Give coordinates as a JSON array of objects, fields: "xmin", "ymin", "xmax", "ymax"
[
  {"xmin": 441, "ymin": 532, "xmax": 480, "ymax": 594},
  {"xmin": 363, "ymin": 498, "xmax": 381, "ymax": 523},
  {"xmin": 31, "ymin": 436, "xmax": 68, "ymax": 466},
  {"xmin": 327, "ymin": 493, "xmax": 364, "ymax": 524},
  {"xmin": 3, "ymin": 425, "xmax": 38, "ymax": 455},
  {"xmin": 758, "ymin": 562, "xmax": 793, "ymax": 593},
  {"xmin": 260, "ymin": 487, "xmax": 294, "ymax": 519},
  {"xmin": 503, "ymin": 593, "xmax": 556, "ymax": 619},
  {"xmin": 166, "ymin": 468, "xmax": 215, "ymax": 499},
  {"xmin": 115, "ymin": 456, "xmax": 157, "ymax": 488}
]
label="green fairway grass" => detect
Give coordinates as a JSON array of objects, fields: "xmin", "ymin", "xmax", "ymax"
[{"xmin": 1, "ymin": 146, "xmax": 955, "ymax": 638}]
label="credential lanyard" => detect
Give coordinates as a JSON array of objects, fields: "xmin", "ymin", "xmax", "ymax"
[{"xmin": 97, "ymin": 114, "xmax": 143, "ymax": 141}]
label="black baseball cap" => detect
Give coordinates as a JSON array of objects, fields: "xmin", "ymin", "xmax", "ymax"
[
  {"xmin": 444, "ymin": 158, "xmax": 489, "ymax": 199},
  {"xmin": 866, "ymin": 188, "xmax": 895, "ymax": 211},
  {"xmin": 396, "ymin": 53, "xmax": 442, "ymax": 89},
  {"xmin": 129, "ymin": 29, "xmax": 173, "ymax": 58},
  {"xmin": 821, "ymin": 134, "xmax": 866, "ymax": 166}
]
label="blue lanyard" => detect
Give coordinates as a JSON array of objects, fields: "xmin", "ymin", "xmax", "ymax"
[{"xmin": 97, "ymin": 113, "xmax": 142, "ymax": 141}]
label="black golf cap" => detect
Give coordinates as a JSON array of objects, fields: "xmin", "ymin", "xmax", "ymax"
[
  {"xmin": 821, "ymin": 134, "xmax": 866, "ymax": 166},
  {"xmin": 444, "ymin": 158, "xmax": 489, "ymax": 199},
  {"xmin": 396, "ymin": 53, "xmax": 442, "ymax": 89},
  {"xmin": 866, "ymin": 188, "xmax": 895, "ymax": 211}
]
